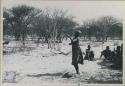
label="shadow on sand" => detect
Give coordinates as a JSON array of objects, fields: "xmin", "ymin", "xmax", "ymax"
[
  {"xmin": 97, "ymin": 60, "xmax": 122, "ymax": 70},
  {"xmin": 27, "ymin": 72, "xmax": 63, "ymax": 77}
]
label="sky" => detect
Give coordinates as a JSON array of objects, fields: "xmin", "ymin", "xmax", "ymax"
[{"xmin": 2, "ymin": 0, "xmax": 125, "ymax": 24}]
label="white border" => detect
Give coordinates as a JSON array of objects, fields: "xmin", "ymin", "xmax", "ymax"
[{"xmin": 0, "ymin": 0, "xmax": 125, "ymax": 86}]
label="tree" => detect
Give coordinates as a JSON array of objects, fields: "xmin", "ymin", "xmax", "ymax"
[
  {"xmin": 97, "ymin": 16, "xmax": 119, "ymax": 41},
  {"xmin": 82, "ymin": 19, "xmax": 98, "ymax": 41},
  {"xmin": 31, "ymin": 8, "xmax": 76, "ymax": 49},
  {"xmin": 3, "ymin": 8, "xmax": 13, "ymax": 37},
  {"xmin": 5, "ymin": 5, "xmax": 41, "ymax": 45},
  {"xmin": 81, "ymin": 16, "xmax": 122, "ymax": 42},
  {"xmin": 12, "ymin": 5, "xmax": 33, "ymax": 42},
  {"xmin": 109, "ymin": 22, "xmax": 123, "ymax": 39}
]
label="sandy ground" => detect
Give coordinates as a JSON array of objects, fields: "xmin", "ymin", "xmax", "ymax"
[{"xmin": 2, "ymin": 40, "xmax": 123, "ymax": 86}]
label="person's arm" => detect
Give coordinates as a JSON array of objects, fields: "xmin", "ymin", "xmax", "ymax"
[
  {"xmin": 64, "ymin": 33, "xmax": 72, "ymax": 41},
  {"xmin": 100, "ymin": 51, "xmax": 103, "ymax": 59},
  {"xmin": 69, "ymin": 38, "xmax": 77, "ymax": 45},
  {"xmin": 69, "ymin": 42, "xmax": 72, "ymax": 45},
  {"xmin": 72, "ymin": 38, "xmax": 77, "ymax": 42},
  {"xmin": 63, "ymin": 33, "xmax": 73, "ymax": 45}
]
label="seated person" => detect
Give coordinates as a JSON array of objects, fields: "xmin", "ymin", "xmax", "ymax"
[
  {"xmin": 100, "ymin": 46, "xmax": 112, "ymax": 60},
  {"xmin": 84, "ymin": 45, "xmax": 91, "ymax": 60},
  {"xmin": 113, "ymin": 46, "xmax": 122, "ymax": 68},
  {"xmin": 89, "ymin": 51, "xmax": 95, "ymax": 61}
]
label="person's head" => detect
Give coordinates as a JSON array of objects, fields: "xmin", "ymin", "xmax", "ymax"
[
  {"xmin": 88, "ymin": 45, "xmax": 91, "ymax": 49},
  {"xmin": 74, "ymin": 30, "xmax": 81, "ymax": 38},
  {"xmin": 106, "ymin": 46, "xmax": 109, "ymax": 50}
]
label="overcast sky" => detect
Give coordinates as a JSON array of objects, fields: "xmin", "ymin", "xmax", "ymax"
[{"xmin": 2, "ymin": 0, "xmax": 125, "ymax": 24}]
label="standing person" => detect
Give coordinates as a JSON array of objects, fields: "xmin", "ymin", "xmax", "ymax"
[{"xmin": 69, "ymin": 30, "xmax": 83, "ymax": 74}]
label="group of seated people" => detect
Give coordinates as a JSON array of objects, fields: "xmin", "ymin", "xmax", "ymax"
[
  {"xmin": 100, "ymin": 44, "xmax": 123, "ymax": 68},
  {"xmin": 84, "ymin": 44, "xmax": 123, "ymax": 68}
]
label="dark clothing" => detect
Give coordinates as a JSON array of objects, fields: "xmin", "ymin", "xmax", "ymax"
[
  {"xmin": 84, "ymin": 49, "xmax": 91, "ymax": 60},
  {"xmin": 77, "ymin": 48, "xmax": 84, "ymax": 64},
  {"xmin": 100, "ymin": 49, "xmax": 111, "ymax": 60},
  {"xmin": 70, "ymin": 37, "xmax": 83, "ymax": 65},
  {"xmin": 110, "ymin": 51, "xmax": 115, "ymax": 61},
  {"xmin": 89, "ymin": 51, "xmax": 94, "ymax": 61},
  {"xmin": 113, "ymin": 49, "xmax": 122, "ymax": 68}
]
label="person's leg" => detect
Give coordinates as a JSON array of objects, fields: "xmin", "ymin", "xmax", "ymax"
[{"xmin": 74, "ymin": 64, "xmax": 79, "ymax": 74}]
